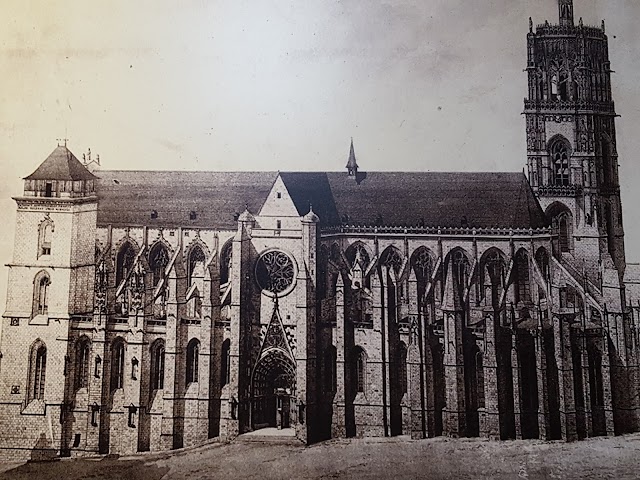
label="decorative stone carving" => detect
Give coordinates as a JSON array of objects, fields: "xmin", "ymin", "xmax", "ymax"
[{"xmin": 256, "ymin": 250, "xmax": 295, "ymax": 295}]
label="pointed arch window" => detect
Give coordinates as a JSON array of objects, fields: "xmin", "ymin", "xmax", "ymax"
[
  {"xmin": 535, "ymin": 248, "xmax": 550, "ymax": 280},
  {"xmin": 380, "ymin": 247, "xmax": 403, "ymax": 277},
  {"xmin": 28, "ymin": 341, "xmax": 47, "ymax": 402},
  {"xmin": 346, "ymin": 243, "xmax": 371, "ymax": 272},
  {"xmin": 515, "ymin": 250, "xmax": 531, "ymax": 304},
  {"xmin": 116, "ymin": 242, "xmax": 136, "ymax": 287},
  {"xmin": 187, "ymin": 246, "xmax": 206, "ymax": 318},
  {"xmin": 186, "ymin": 339, "xmax": 200, "ymax": 384},
  {"xmin": 411, "ymin": 247, "xmax": 433, "ymax": 284},
  {"xmin": 551, "ymin": 140, "xmax": 570, "ymax": 186},
  {"xmin": 346, "ymin": 242, "xmax": 371, "ymax": 289},
  {"xmin": 411, "ymin": 247, "xmax": 434, "ymax": 301},
  {"xmin": 38, "ymin": 220, "xmax": 53, "ymax": 257},
  {"xmin": 32, "ymin": 271, "xmax": 50, "ymax": 317},
  {"xmin": 485, "ymin": 252, "xmax": 501, "ymax": 281},
  {"xmin": 354, "ymin": 347, "xmax": 367, "ymax": 394},
  {"xmin": 149, "ymin": 243, "xmax": 170, "ymax": 287},
  {"xmin": 111, "ymin": 339, "xmax": 125, "ymax": 391},
  {"xmin": 188, "ymin": 246, "xmax": 206, "ymax": 286},
  {"xmin": 220, "ymin": 241, "xmax": 233, "ymax": 286},
  {"xmin": 151, "ymin": 340, "xmax": 165, "ymax": 390},
  {"xmin": 451, "ymin": 250, "xmax": 470, "ymax": 302},
  {"xmin": 75, "ymin": 337, "xmax": 91, "ymax": 390},
  {"xmin": 558, "ymin": 213, "xmax": 572, "ymax": 253},
  {"xmin": 484, "ymin": 250, "xmax": 506, "ymax": 294}
]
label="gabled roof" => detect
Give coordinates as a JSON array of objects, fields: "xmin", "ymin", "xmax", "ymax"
[
  {"xmin": 278, "ymin": 172, "xmax": 342, "ymax": 225},
  {"xmin": 95, "ymin": 170, "xmax": 277, "ymax": 229},
  {"xmin": 93, "ymin": 169, "xmax": 547, "ymax": 231},
  {"xmin": 279, "ymin": 171, "xmax": 548, "ymax": 229},
  {"xmin": 25, "ymin": 146, "xmax": 98, "ymax": 181}
]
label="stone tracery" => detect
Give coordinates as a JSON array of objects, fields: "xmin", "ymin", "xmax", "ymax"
[{"xmin": 256, "ymin": 250, "xmax": 295, "ymax": 295}]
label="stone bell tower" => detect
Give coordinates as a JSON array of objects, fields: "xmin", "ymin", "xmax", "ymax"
[
  {"xmin": 0, "ymin": 143, "xmax": 98, "ymax": 457},
  {"xmin": 524, "ymin": 0, "xmax": 625, "ymax": 281}
]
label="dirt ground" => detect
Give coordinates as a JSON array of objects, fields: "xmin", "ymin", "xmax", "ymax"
[{"xmin": 1, "ymin": 433, "xmax": 639, "ymax": 480}]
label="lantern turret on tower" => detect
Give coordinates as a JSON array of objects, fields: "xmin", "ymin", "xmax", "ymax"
[
  {"xmin": 558, "ymin": 0, "xmax": 574, "ymax": 27},
  {"xmin": 23, "ymin": 144, "xmax": 98, "ymax": 198}
]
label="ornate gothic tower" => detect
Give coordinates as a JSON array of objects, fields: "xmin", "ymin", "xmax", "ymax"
[{"xmin": 525, "ymin": 0, "xmax": 625, "ymax": 280}]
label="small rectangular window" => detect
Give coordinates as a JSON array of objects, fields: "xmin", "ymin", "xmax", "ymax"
[
  {"xmin": 277, "ymin": 192, "xmax": 282, "ymax": 199},
  {"xmin": 128, "ymin": 406, "xmax": 137, "ymax": 428},
  {"xmin": 276, "ymin": 220, "xmax": 282, "ymax": 230},
  {"xmin": 91, "ymin": 404, "xmax": 99, "ymax": 426},
  {"xmin": 45, "ymin": 183, "xmax": 53, "ymax": 197}
]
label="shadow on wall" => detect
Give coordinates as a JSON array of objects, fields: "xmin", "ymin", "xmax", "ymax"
[{"xmin": 30, "ymin": 433, "xmax": 57, "ymax": 462}]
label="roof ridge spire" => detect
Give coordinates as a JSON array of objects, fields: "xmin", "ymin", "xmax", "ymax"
[{"xmin": 345, "ymin": 137, "xmax": 359, "ymax": 177}]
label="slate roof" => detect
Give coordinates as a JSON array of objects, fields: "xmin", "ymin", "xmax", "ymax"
[
  {"xmin": 25, "ymin": 146, "xmax": 98, "ymax": 181},
  {"xmin": 94, "ymin": 170, "xmax": 547, "ymax": 230},
  {"xmin": 96, "ymin": 171, "xmax": 277, "ymax": 229},
  {"xmin": 279, "ymin": 172, "xmax": 548, "ymax": 229}
]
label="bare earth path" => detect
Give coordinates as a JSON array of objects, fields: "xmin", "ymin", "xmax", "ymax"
[{"xmin": 1, "ymin": 433, "xmax": 639, "ymax": 479}]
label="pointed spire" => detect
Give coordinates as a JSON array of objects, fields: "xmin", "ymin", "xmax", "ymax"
[
  {"xmin": 558, "ymin": 0, "xmax": 574, "ymax": 27},
  {"xmin": 345, "ymin": 137, "xmax": 359, "ymax": 177},
  {"xmin": 237, "ymin": 204, "xmax": 255, "ymax": 223}
]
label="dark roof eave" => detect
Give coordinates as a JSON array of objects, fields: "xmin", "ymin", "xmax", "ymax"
[{"xmin": 320, "ymin": 224, "xmax": 552, "ymax": 234}]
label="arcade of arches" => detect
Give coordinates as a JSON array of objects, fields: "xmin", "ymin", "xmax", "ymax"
[{"xmin": 316, "ymin": 242, "xmax": 616, "ymax": 441}]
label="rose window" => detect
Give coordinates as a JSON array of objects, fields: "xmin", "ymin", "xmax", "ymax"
[{"xmin": 255, "ymin": 250, "xmax": 295, "ymax": 295}]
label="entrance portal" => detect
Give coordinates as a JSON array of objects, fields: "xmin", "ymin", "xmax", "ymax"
[{"xmin": 251, "ymin": 349, "xmax": 296, "ymax": 431}]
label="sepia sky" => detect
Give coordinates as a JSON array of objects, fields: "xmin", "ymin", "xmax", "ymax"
[{"xmin": 1, "ymin": 0, "xmax": 639, "ymax": 307}]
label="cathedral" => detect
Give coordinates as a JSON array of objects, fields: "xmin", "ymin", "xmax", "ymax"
[{"xmin": 1, "ymin": 0, "xmax": 640, "ymax": 460}]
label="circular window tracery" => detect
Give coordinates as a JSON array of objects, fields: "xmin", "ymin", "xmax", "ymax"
[{"xmin": 255, "ymin": 250, "xmax": 296, "ymax": 295}]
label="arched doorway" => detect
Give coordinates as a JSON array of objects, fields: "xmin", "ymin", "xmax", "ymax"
[{"xmin": 251, "ymin": 349, "xmax": 296, "ymax": 431}]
